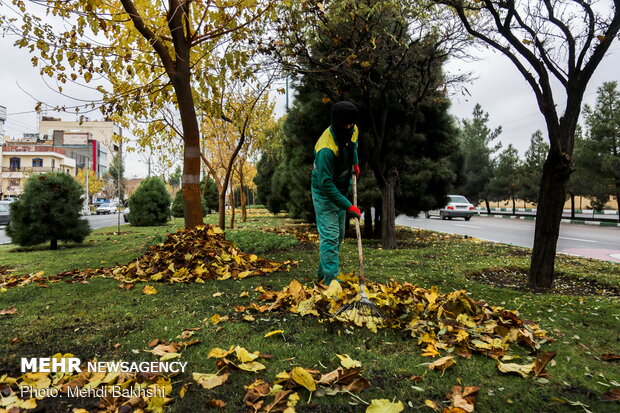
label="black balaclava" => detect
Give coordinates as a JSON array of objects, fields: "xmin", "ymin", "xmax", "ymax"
[{"xmin": 330, "ymin": 101, "xmax": 359, "ymax": 146}]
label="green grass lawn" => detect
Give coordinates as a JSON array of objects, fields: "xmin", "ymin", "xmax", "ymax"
[{"xmin": 1, "ymin": 210, "xmax": 619, "ymax": 412}]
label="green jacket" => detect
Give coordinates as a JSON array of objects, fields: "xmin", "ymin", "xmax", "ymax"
[{"xmin": 311, "ymin": 125, "xmax": 359, "ymax": 210}]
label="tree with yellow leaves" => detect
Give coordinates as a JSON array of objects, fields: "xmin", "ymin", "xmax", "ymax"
[
  {"xmin": 75, "ymin": 169, "xmax": 104, "ymax": 201},
  {"xmin": 6, "ymin": 0, "xmax": 278, "ymax": 229},
  {"xmin": 200, "ymin": 88, "xmax": 276, "ymax": 229}
]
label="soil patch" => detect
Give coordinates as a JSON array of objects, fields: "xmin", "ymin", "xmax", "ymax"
[{"xmin": 466, "ymin": 267, "xmax": 620, "ymax": 296}]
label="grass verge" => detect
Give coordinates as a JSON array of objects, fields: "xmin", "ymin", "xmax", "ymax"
[{"xmin": 1, "ymin": 210, "xmax": 619, "ymax": 412}]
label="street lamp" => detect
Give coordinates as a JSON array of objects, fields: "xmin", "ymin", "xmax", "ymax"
[{"xmin": 77, "ymin": 159, "xmax": 90, "ymax": 215}]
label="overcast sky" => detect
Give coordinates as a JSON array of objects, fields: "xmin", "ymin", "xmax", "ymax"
[{"xmin": 1, "ymin": 5, "xmax": 619, "ymax": 178}]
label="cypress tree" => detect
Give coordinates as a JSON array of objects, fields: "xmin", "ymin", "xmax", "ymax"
[
  {"xmin": 6, "ymin": 172, "xmax": 91, "ymax": 250},
  {"xmin": 128, "ymin": 177, "xmax": 171, "ymax": 226}
]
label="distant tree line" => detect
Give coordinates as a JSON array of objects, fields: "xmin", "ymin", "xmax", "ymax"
[{"xmin": 455, "ymin": 81, "xmax": 620, "ymax": 221}]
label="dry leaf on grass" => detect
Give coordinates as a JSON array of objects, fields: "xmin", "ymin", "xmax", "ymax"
[
  {"xmin": 446, "ymin": 385, "xmax": 480, "ymax": 413},
  {"xmin": 601, "ymin": 389, "xmax": 620, "ymax": 401},
  {"xmin": 142, "ymin": 285, "xmax": 158, "ymax": 295},
  {"xmin": 0, "ymin": 307, "xmax": 17, "ymax": 315},
  {"xmin": 366, "ymin": 399, "xmax": 404, "ymax": 413},
  {"xmin": 428, "ymin": 356, "xmax": 456, "ymax": 372},
  {"xmin": 192, "ymin": 372, "xmax": 229, "ymax": 389}
]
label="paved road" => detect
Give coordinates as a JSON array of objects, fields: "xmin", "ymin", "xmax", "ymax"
[
  {"xmin": 396, "ymin": 214, "xmax": 620, "ymax": 263},
  {"xmin": 0, "ymin": 213, "xmax": 127, "ymax": 245}
]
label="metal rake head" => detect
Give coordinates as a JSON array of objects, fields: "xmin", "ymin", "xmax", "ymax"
[{"xmin": 333, "ymin": 293, "xmax": 385, "ymax": 325}]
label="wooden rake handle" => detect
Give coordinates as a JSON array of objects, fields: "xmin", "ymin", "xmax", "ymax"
[{"xmin": 352, "ymin": 174, "xmax": 366, "ymax": 294}]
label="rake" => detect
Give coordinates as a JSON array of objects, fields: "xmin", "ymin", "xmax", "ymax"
[{"xmin": 333, "ymin": 173, "xmax": 384, "ymax": 323}]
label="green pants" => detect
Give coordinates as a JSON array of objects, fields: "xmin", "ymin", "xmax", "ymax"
[{"xmin": 312, "ymin": 188, "xmax": 345, "ymax": 284}]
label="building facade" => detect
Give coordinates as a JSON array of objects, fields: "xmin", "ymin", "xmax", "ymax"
[
  {"xmin": 39, "ymin": 117, "xmax": 122, "ymax": 154},
  {"xmin": 0, "ymin": 142, "xmax": 76, "ymax": 199}
]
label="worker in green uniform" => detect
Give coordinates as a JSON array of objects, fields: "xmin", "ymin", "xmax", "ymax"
[{"xmin": 311, "ymin": 101, "xmax": 362, "ymax": 284}]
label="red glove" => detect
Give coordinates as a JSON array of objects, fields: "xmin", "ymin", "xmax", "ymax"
[
  {"xmin": 353, "ymin": 164, "xmax": 361, "ymax": 177},
  {"xmin": 347, "ymin": 205, "xmax": 361, "ymax": 219}
]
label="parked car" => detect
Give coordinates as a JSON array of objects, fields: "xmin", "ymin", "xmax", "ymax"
[
  {"xmin": 123, "ymin": 207, "xmax": 130, "ymax": 223},
  {"xmin": 0, "ymin": 201, "xmax": 11, "ymax": 226},
  {"xmin": 95, "ymin": 202, "xmax": 119, "ymax": 215},
  {"xmin": 425, "ymin": 195, "xmax": 475, "ymax": 221}
]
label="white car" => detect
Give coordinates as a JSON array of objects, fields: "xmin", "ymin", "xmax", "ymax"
[
  {"xmin": 425, "ymin": 195, "xmax": 475, "ymax": 221},
  {"xmin": 95, "ymin": 202, "xmax": 119, "ymax": 215}
]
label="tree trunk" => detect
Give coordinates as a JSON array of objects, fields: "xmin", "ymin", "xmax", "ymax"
[
  {"xmin": 373, "ymin": 199, "xmax": 382, "ymax": 239},
  {"xmin": 171, "ymin": 73, "xmax": 203, "ymax": 229},
  {"xmin": 381, "ymin": 175, "xmax": 397, "ymax": 249},
  {"xmin": 570, "ymin": 192, "xmax": 576, "ymax": 219},
  {"xmin": 230, "ymin": 183, "xmax": 236, "ymax": 229},
  {"xmin": 50, "ymin": 238, "xmax": 58, "ymax": 250},
  {"xmin": 485, "ymin": 199, "xmax": 491, "ymax": 214},
  {"xmin": 528, "ymin": 151, "xmax": 572, "ymax": 289},
  {"xmin": 363, "ymin": 205, "xmax": 373, "ymax": 238},
  {"xmin": 239, "ymin": 170, "xmax": 247, "ymax": 223},
  {"xmin": 218, "ymin": 192, "xmax": 226, "ymax": 229},
  {"xmin": 511, "ymin": 191, "xmax": 516, "ymax": 215},
  {"xmin": 615, "ymin": 175, "xmax": 620, "ymax": 222}
]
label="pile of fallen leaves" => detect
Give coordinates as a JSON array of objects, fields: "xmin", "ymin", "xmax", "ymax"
[
  {"xmin": 0, "ymin": 225, "xmax": 295, "ymax": 289},
  {"xmin": 107, "ymin": 225, "xmax": 295, "ymax": 284},
  {"xmin": 245, "ymin": 276, "xmax": 550, "ymax": 363},
  {"xmin": 263, "ymin": 224, "xmax": 319, "ymax": 243}
]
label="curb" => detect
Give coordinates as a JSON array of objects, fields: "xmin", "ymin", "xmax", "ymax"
[
  {"xmin": 476, "ymin": 207, "xmax": 619, "ymax": 216},
  {"xmin": 474, "ymin": 212, "xmax": 620, "ymax": 227}
]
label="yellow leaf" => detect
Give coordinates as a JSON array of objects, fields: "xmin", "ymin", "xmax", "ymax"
[
  {"xmin": 243, "ymin": 315, "xmax": 256, "ymax": 322},
  {"xmin": 428, "ymin": 356, "xmax": 456, "ymax": 372},
  {"xmin": 497, "ymin": 361, "xmax": 535, "ymax": 378},
  {"xmin": 160, "ymin": 352, "xmax": 181, "ymax": 361},
  {"xmin": 366, "ymin": 399, "xmax": 404, "ymax": 413},
  {"xmin": 264, "ymin": 330, "xmax": 284, "ymax": 338},
  {"xmin": 235, "ymin": 346, "xmax": 260, "ymax": 363},
  {"xmin": 208, "ymin": 346, "xmax": 235, "ymax": 359},
  {"xmin": 142, "ymin": 285, "xmax": 158, "ymax": 295},
  {"xmin": 20, "ymin": 398, "xmax": 38, "ymax": 409},
  {"xmin": 424, "ymin": 399, "xmax": 439, "ymax": 411},
  {"xmin": 324, "ymin": 280, "xmax": 343, "ymax": 297},
  {"xmin": 292, "ymin": 297, "xmax": 319, "ymax": 316},
  {"xmin": 239, "ymin": 291, "xmax": 249, "ymax": 297},
  {"xmin": 336, "ymin": 354, "xmax": 361, "ymax": 369},
  {"xmin": 193, "ymin": 372, "xmax": 228, "ymax": 389},
  {"xmin": 291, "ymin": 367, "xmax": 316, "ymax": 392},
  {"xmin": 421, "ymin": 344, "xmax": 440, "ymax": 357},
  {"xmin": 237, "ymin": 270, "xmax": 252, "ymax": 279},
  {"xmin": 21, "ymin": 372, "xmax": 51, "ymax": 390},
  {"xmin": 179, "ymin": 383, "xmax": 190, "ymax": 398},
  {"xmin": 237, "ymin": 361, "xmax": 266, "ymax": 372},
  {"xmin": 211, "ymin": 314, "xmax": 228, "ymax": 325},
  {"xmin": 213, "ymin": 292, "xmax": 223, "ymax": 297}
]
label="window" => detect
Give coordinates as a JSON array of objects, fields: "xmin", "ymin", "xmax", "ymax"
[
  {"xmin": 32, "ymin": 158, "xmax": 43, "ymax": 167},
  {"xmin": 9, "ymin": 157, "xmax": 20, "ymax": 171}
]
